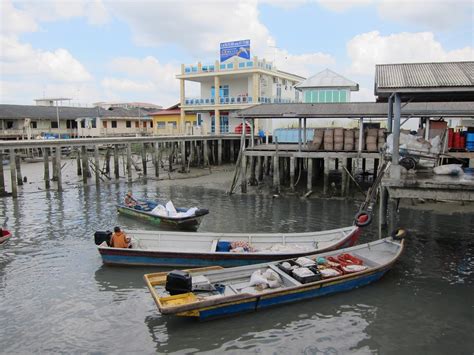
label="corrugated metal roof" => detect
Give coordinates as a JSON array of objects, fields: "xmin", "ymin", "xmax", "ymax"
[
  {"xmin": 375, "ymin": 61, "xmax": 474, "ymax": 90},
  {"xmin": 295, "ymin": 69, "xmax": 358, "ymax": 90},
  {"xmin": 237, "ymin": 102, "xmax": 474, "ymax": 119},
  {"xmin": 0, "ymin": 104, "xmax": 152, "ymax": 120}
]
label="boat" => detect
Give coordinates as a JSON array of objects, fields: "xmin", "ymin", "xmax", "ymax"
[
  {"xmin": 117, "ymin": 200, "xmax": 209, "ymax": 230},
  {"xmin": 94, "ymin": 225, "xmax": 361, "ymax": 267},
  {"xmin": 144, "ymin": 234, "xmax": 405, "ymax": 321},
  {"xmin": 0, "ymin": 229, "xmax": 12, "ymax": 245}
]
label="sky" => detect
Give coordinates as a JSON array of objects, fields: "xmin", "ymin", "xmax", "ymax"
[{"xmin": 1, "ymin": 0, "xmax": 473, "ymax": 108}]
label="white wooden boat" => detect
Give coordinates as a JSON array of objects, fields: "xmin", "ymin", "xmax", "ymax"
[
  {"xmin": 144, "ymin": 234, "xmax": 405, "ymax": 320},
  {"xmin": 94, "ymin": 226, "xmax": 361, "ymax": 267}
]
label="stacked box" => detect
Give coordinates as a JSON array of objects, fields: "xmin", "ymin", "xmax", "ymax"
[
  {"xmin": 344, "ymin": 129, "xmax": 354, "ymax": 151},
  {"xmin": 312, "ymin": 129, "xmax": 324, "ymax": 150},
  {"xmin": 334, "ymin": 128, "xmax": 344, "ymax": 150},
  {"xmin": 324, "ymin": 128, "xmax": 334, "ymax": 151}
]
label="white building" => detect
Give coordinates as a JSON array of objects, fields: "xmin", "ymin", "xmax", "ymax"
[{"xmin": 177, "ymin": 55, "xmax": 305, "ymax": 135}]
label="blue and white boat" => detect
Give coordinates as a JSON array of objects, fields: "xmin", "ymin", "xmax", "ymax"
[{"xmin": 144, "ymin": 234, "xmax": 405, "ymax": 321}]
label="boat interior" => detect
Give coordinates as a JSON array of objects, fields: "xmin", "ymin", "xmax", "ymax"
[{"xmin": 123, "ymin": 226, "xmax": 358, "ymax": 254}]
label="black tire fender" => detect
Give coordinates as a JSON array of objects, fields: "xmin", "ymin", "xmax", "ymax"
[{"xmin": 354, "ymin": 211, "xmax": 372, "ymax": 227}]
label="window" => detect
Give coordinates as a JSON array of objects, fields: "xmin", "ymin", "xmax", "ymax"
[
  {"xmin": 126, "ymin": 121, "xmax": 131, "ymax": 128},
  {"xmin": 135, "ymin": 121, "xmax": 139, "ymax": 128},
  {"xmin": 150, "ymin": 121, "xmax": 153, "ymax": 128},
  {"xmin": 239, "ymin": 62, "xmax": 245, "ymax": 68},
  {"xmin": 143, "ymin": 121, "xmax": 147, "ymax": 128},
  {"xmin": 51, "ymin": 121, "xmax": 58, "ymax": 129},
  {"xmin": 226, "ymin": 63, "xmax": 233, "ymax": 69},
  {"xmin": 211, "ymin": 115, "xmax": 229, "ymax": 133},
  {"xmin": 31, "ymin": 121, "xmax": 37, "ymax": 129},
  {"xmin": 6, "ymin": 121, "xmax": 13, "ymax": 129},
  {"xmin": 339, "ymin": 90, "xmax": 348, "ymax": 102},
  {"xmin": 81, "ymin": 120, "xmax": 86, "ymax": 128},
  {"xmin": 211, "ymin": 85, "xmax": 229, "ymax": 98},
  {"xmin": 157, "ymin": 122, "xmax": 165, "ymax": 128},
  {"xmin": 246, "ymin": 61, "xmax": 253, "ymax": 67},
  {"xmin": 220, "ymin": 64, "xmax": 226, "ymax": 70},
  {"xmin": 197, "ymin": 113, "xmax": 203, "ymax": 126},
  {"xmin": 318, "ymin": 90, "xmax": 326, "ymax": 102},
  {"xmin": 305, "ymin": 91, "xmax": 311, "ymax": 103},
  {"xmin": 111, "ymin": 120, "xmax": 117, "ymax": 128},
  {"xmin": 168, "ymin": 121, "xmax": 177, "ymax": 128},
  {"xmin": 91, "ymin": 118, "xmax": 96, "ymax": 128}
]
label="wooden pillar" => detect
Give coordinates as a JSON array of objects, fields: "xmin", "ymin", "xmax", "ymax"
[
  {"xmin": 9, "ymin": 149, "xmax": 17, "ymax": 198},
  {"xmin": 323, "ymin": 158, "xmax": 330, "ymax": 195},
  {"xmin": 94, "ymin": 146, "xmax": 100, "ymax": 185},
  {"xmin": 249, "ymin": 156, "xmax": 256, "ymax": 185},
  {"xmin": 307, "ymin": 158, "xmax": 313, "ymax": 192},
  {"xmin": 346, "ymin": 158, "xmax": 352, "ymax": 194},
  {"xmin": 341, "ymin": 158, "xmax": 348, "ymax": 196},
  {"xmin": 43, "ymin": 148, "xmax": 50, "ymax": 189},
  {"xmin": 273, "ymin": 155, "xmax": 280, "ymax": 194},
  {"xmin": 230, "ymin": 140, "xmax": 235, "ymax": 163},
  {"xmin": 126, "ymin": 143, "xmax": 132, "ymax": 181},
  {"xmin": 240, "ymin": 153, "xmax": 247, "ymax": 193},
  {"xmin": 203, "ymin": 140, "xmax": 209, "ymax": 167},
  {"xmin": 142, "ymin": 143, "xmax": 147, "ymax": 176},
  {"xmin": 290, "ymin": 156, "xmax": 296, "ymax": 191},
  {"xmin": 76, "ymin": 149, "xmax": 82, "ymax": 176},
  {"xmin": 105, "ymin": 147, "xmax": 111, "ymax": 174},
  {"xmin": 81, "ymin": 146, "xmax": 89, "ymax": 183},
  {"xmin": 379, "ymin": 186, "xmax": 388, "ymax": 228},
  {"xmin": 52, "ymin": 149, "xmax": 58, "ymax": 181},
  {"xmin": 256, "ymin": 156, "xmax": 263, "ymax": 182},
  {"xmin": 114, "ymin": 145, "xmax": 119, "ymax": 179},
  {"xmin": 15, "ymin": 154, "xmax": 23, "ymax": 186},
  {"xmin": 0, "ymin": 150, "xmax": 5, "ymax": 195},
  {"xmin": 154, "ymin": 143, "xmax": 160, "ymax": 177},
  {"xmin": 373, "ymin": 158, "xmax": 379, "ymax": 180},
  {"xmin": 181, "ymin": 141, "xmax": 186, "ymax": 171},
  {"xmin": 218, "ymin": 139, "xmax": 223, "ymax": 165},
  {"xmin": 55, "ymin": 147, "xmax": 62, "ymax": 192}
]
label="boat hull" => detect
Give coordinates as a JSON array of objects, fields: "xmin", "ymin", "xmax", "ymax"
[
  {"xmin": 196, "ymin": 267, "xmax": 390, "ymax": 320},
  {"xmin": 117, "ymin": 205, "xmax": 206, "ymax": 230},
  {"xmin": 0, "ymin": 231, "xmax": 12, "ymax": 245},
  {"xmin": 98, "ymin": 228, "xmax": 360, "ymax": 267}
]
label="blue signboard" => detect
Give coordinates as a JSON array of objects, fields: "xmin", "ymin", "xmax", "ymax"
[{"xmin": 220, "ymin": 40, "xmax": 250, "ymax": 62}]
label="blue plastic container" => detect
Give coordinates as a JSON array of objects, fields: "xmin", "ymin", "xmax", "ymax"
[
  {"xmin": 273, "ymin": 128, "xmax": 314, "ymax": 143},
  {"xmin": 466, "ymin": 132, "xmax": 474, "ymax": 152}
]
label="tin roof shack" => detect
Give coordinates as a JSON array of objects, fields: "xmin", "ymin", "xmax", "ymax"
[
  {"xmin": 374, "ymin": 61, "xmax": 474, "ymax": 226},
  {"xmin": 0, "ymin": 104, "xmax": 154, "ymax": 139}
]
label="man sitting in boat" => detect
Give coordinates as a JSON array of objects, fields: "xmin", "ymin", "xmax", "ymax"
[
  {"xmin": 110, "ymin": 226, "xmax": 131, "ymax": 248},
  {"xmin": 124, "ymin": 191, "xmax": 138, "ymax": 207}
]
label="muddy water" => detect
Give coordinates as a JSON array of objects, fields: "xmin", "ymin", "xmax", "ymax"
[{"xmin": 0, "ymin": 172, "xmax": 473, "ymax": 354}]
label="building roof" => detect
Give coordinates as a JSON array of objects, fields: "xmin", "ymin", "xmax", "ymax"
[
  {"xmin": 375, "ymin": 61, "xmax": 474, "ymax": 100},
  {"xmin": 237, "ymin": 102, "xmax": 474, "ymax": 119},
  {"xmin": 295, "ymin": 69, "xmax": 358, "ymax": 91},
  {"xmin": 0, "ymin": 104, "xmax": 151, "ymax": 120}
]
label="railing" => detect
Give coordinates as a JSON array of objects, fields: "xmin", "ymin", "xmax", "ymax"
[
  {"xmin": 184, "ymin": 96, "xmax": 300, "ymax": 106},
  {"xmin": 184, "ymin": 96, "xmax": 253, "ymax": 106},
  {"xmin": 183, "ymin": 60, "xmax": 273, "ymax": 74}
]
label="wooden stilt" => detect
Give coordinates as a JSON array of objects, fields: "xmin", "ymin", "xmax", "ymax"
[
  {"xmin": 307, "ymin": 158, "xmax": 313, "ymax": 192},
  {"xmin": 55, "ymin": 147, "xmax": 62, "ymax": 192},
  {"xmin": 43, "ymin": 148, "xmax": 50, "ymax": 189},
  {"xmin": 241, "ymin": 154, "xmax": 247, "ymax": 193},
  {"xmin": 76, "ymin": 149, "xmax": 82, "ymax": 176},
  {"xmin": 0, "ymin": 150, "xmax": 5, "ymax": 195},
  {"xmin": 142, "ymin": 143, "xmax": 147, "ymax": 176},
  {"xmin": 9, "ymin": 149, "xmax": 17, "ymax": 197},
  {"xmin": 126, "ymin": 143, "xmax": 132, "ymax": 181},
  {"xmin": 94, "ymin": 146, "xmax": 100, "ymax": 185},
  {"xmin": 218, "ymin": 139, "xmax": 223, "ymax": 165},
  {"xmin": 114, "ymin": 145, "xmax": 120, "ymax": 179},
  {"xmin": 273, "ymin": 155, "xmax": 280, "ymax": 194},
  {"xmin": 81, "ymin": 146, "xmax": 89, "ymax": 183},
  {"xmin": 341, "ymin": 158, "xmax": 348, "ymax": 196},
  {"xmin": 15, "ymin": 154, "xmax": 23, "ymax": 186},
  {"xmin": 290, "ymin": 157, "xmax": 296, "ymax": 191},
  {"xmin": 323, "ymin": 158, "xmax": 330, "ymax": 195}
]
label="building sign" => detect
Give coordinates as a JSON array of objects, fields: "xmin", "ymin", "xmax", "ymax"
[{"xmin": 220, "ymin": 40, "xmax": 250, "ymax": 62}]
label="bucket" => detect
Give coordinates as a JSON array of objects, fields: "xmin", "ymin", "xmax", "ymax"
[
  {"xmin": 452, "ymin": 132, "xmax": 462, "ymax": 149},
  {"xmin": 466, "ymin": 132, "xmax": 474, "ymax": 152},
  {"xmin": 448, "ymin": 128, "xmax": 454, "ymax": 148}
]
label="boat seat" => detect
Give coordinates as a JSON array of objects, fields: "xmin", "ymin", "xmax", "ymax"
[{"xmin": 268, "ymin": 264, "xmax": 302, "ymax": 286}]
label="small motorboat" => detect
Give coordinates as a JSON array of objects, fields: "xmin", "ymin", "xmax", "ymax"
[
  {"xmin": 144, "ymin": 233, "xmax": 405, "ymax": 321},
  {"xmin": 117, "ymin": 200, "xmax": 209, "ymax": 230},
  {"xmin": 0, "ymin": 229, "xmax": 12, "ymax": 245},
  {"xmin": 94, "ymin": 225, "xmax": 361, "ymax": 267}
]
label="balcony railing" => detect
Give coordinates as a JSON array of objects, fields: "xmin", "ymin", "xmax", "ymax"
[
  {"xmin": 183, "ymin": 60, "xmax": 273, "ymax": 75},
  {"xmin": 184, "ymin": 96, "xmax": 300, "ymax": 106}
]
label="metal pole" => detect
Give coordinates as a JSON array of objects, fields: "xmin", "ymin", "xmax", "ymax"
[
  {"xmin": 55, "ymin": 147, "xmax": 62, "ymax": 192},
  {"xmin": 298, "ymin": 118, "xmax": 302, "ymax": 152},
  {"xmin": 387, "ymin": 95, "xmax": 393, "ymax": 134},
  {"xmin": 391, "ymin": 93, "xmax": 402, "ymax": 179}
]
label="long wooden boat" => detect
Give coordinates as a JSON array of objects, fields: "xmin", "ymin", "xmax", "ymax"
[
  {"xmin": 117, "ymin": 200, "xmax": 209, "ymax": 230},
  {"xmin": 0, "ymin": 229, "xmax": 12, "ymax": 245},
  {"xmin": 95, "ymin": 226, "xmax": 361, "ymax": 267},
  {"xmin": 144, "ymin": 235, "xmax": 404, "ymax": 320}
]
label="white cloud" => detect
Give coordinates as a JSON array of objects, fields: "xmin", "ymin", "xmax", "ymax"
[
  {"xmin": 317, "ymin": 0, "xmax": 373, "ymax": 12},
  {"xmin": 20, "ymin": 0, "xmax": 110, "ymax": 25},
  {"xmin": 0, "ymin": 0, "xmax": 38, "ymax": 36},
  {"xmin": 101, "ymin": 78, "xmax": 156, "ymax": 93},
  {"xmin": 377, "ymin": 0, "xmax": 473, "ymax": 30},
  {"xmin": 347, "ymin": 31, "xmax": 474, "ymax": 75},
  {"xmin": 1, "ymin": 36, "xmax": 93, "ymax": 82},
  {"xmin": 273, "ymin": 49, "xmax": 335, "ymax": 77}
]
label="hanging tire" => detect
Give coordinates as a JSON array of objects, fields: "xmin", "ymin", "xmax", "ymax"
[
  {"xmin": 391, "ymin": 228, "xmax": 407, "ymax": 240},
  {"xmin": 354, "ymin": 211, "xmax": 372, "ymax": 227},
  {"xmin": 399, "ymin": 157, "xmax": 416, "ymax": 170}
]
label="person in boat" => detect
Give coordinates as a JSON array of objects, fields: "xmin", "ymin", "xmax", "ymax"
[
  {"xmin": 110, "ymin": 226, "xmax": 131, "ymax": 248},
  {"xmin": 124, "ymin": 191, "xmax": 138, "ymax": 207}
]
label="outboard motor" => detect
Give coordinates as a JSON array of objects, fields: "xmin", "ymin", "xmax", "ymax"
[
  {"xmin": 165, "ymin": 270, "xmax": 192, "ymax": 295},
  {"xmin": 94, "ymin": 230, "xmax": 112, "ymax": 246}
]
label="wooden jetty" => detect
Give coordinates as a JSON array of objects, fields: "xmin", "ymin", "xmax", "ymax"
[{"xmin": 0, "ymin": 135, "xmax": 246, "ymax": 197}]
